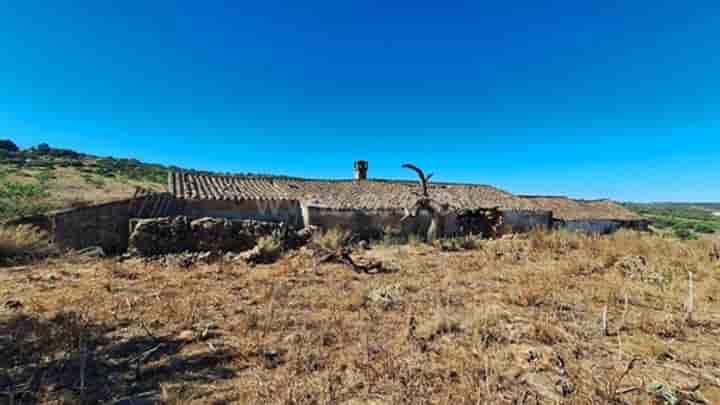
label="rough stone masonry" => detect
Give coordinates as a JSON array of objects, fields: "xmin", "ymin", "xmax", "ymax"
[{"xmin": 128, "ymin": 216, "xmax": 289, "ymax": 256}]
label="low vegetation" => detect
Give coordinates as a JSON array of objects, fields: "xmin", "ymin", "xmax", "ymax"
[
  {"xmin": 313, "ymin": 227, "xmax": 351, "ymax": 251},
  {"xmin": 0, "ymin": 224, "xmax": 48, "ymax": 261},
  {"xmin": 0, "ymin": 141, "xmax": 175, "ymax": 219},
  {"xmin": 625, "ymin": 203, "xmax": 720, "ymax": 239},
  {"xmin": 0, "ymin": 176, "xmax": 53, "ymax": 219},
  {"xmin": 2, "ymin": 230, "xmax": 719, "ymax": 404}
]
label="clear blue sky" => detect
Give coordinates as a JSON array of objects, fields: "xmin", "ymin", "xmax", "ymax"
[{"xmin": 2, "ymin": 1, "xmax": 719, "ymax": 202}]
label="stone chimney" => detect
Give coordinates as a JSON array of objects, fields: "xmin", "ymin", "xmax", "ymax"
[{"xmin": 354, "ymin": 160, "xmax": 368, "ymax": 180}]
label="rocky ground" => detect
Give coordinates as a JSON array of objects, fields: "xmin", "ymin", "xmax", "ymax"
[{"xmin": 1, "ymin": 230, "xmax": 720, "ymax": 404}]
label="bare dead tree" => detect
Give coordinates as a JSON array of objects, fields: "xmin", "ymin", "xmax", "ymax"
[
  {"xmin": 401, "ymin": 163, "xmax": 452, "ymax": 241},
  {"xmin": 401, "ymin": 163, "xmax": 434, "ymax": 197}
]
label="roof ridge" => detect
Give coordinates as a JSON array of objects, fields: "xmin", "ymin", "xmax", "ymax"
[{"xmin": 167, "ymin": 170, "xmax": 506, "ymax": 190}]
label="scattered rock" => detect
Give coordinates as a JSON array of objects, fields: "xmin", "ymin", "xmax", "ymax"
[
  {"xmin": 76, "ymin": 246, "xmax": 105, "ymax": 258},
  {"xmin": 259, "ymin": 349, "xmax": 284, "ymax": 369},
  {"xmin": 140, "ymin": 250, "xmax": 221, "ymax": 268},
  {"xmin": 555, "ymin": 377, "xmax": 576, "ymax": 397},
  {"xmin": 343, "ymin": 399, "xmax": 390, "ymax": 405},
  {"xmin": 367, "ymin": 284, "xmax": 404, "ymax": 307},
  {"xmin": 614, "ymin": 255, "xmax": 666, "ymax": 285},
  {"xmin": 191, "ymin": 217, "xmax": 257, "ymax": 252},
  {"xmin": 111, "ymin": 391, "xmax": 160, "ymax": 405},
  {"xmin": 4, "ymin": 300, "xmax": 23, "ymax": 310},
  {"xmin": 285, "ymin": 226, "xmax": 318, "ymax": 250},
  {"xmin": 116, "ymin": 253, "xmax": 133, "ymax": 262},
  {"xmin": 307, "ymin": 246, "xmax": 391, "ymax": 274},
  {"xmin": 197, "ymin": 251, "xmax": 213, "ymax": 261},
  {"xmin": 128, "ymin": 216, "xmax": 306, "ymax": 257},
  {"xmin": 129, "ymin": 216, "xmax": 192, "ymax": 256},
  {"xmin": 282, "ymin": 333, "xmax": 303, "ymax": 345},
  {"xmin": 523, "ymin": 373, "xmax": 567, "ymax": 402},
  {"xmin": 178, "ymin": 330, "xmax": 195, "ymax": 340},
  {"xmin": 238, "ymin": 246, "xmax": 265, "ymax": 265}
]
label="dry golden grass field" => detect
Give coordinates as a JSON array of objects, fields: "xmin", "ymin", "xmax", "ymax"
[
  {"xmin": 1, "ymin": 164, "xmax": 164, "ymax": 211},
  {"xmin": 2, "ymin": 231, "xmax": 720, "ymax": 404}
]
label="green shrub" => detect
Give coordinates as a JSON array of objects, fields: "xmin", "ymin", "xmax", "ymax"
[
  {"xmin": 440, "ymin": 236, "xmax": 478, "ymax": 251},
  {"xmin": 33, "ymin": 170, "xmax": 54, "ymax": 184},
  {"xmin": 673, "ymin": 228, "xmax": 696, "ymax": 240},
  {"xmin": 651, "ymin": 217, "xmax": 674, "ymax": 229},
  {"xmin": 0, "ymin": 179, "xmax": 52, "ymax": 219},
  {"xmin": 94, "ymin": 158, "xmax": 167, "ymax": 184},
  {"xmin": 692, "ymin": 223, "xmax": 715, "ymax": 234},
  {"xmin": 256, "ymin": 235, "xmax": 283, "ymax": 261},
  {"xmin": 81, "ymin": 174, "xmax": 105, "ymax": 189}
]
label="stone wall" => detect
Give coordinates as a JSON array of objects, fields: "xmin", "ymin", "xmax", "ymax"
[
  {"xmin": 50, "ymin": 196, "xmax": 149, "ymax": 253},
  {"xmin": 182, "ymin": 199, "xmax": 303, "ymax": 228},
  {"xmin": 303, "ymin": 205, "xmax": 465, "ymax": 239},
  {"xmin": 128, "ymin": 216, "xmax": 287, "ymax": 256},
  {"xmin": 35, "ymin": 193, "xmax": 178, "ymax": 253},
  {"xmin": 559, "ymin": 219, "xmax": 621, "ymax": 234},
  {"xmin": 304, "ymin": 205, "xmax": 406, "ymax": 238},
  {"xmin": 8, "ymin": 191, "xmax": 649, "ymax": 255},
  {"xmin": 620, "ymin": 219, "xmax": 651, "ymax": 232},
  {"xmin": 500, "ymin": 210, "xmax": 553, "ymax": 233},
  {"xmin": 456, "ymin": 208, "xmax": 502, "ymax": 238}
]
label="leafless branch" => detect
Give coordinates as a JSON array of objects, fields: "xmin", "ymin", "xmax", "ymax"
[{"xmin": 402, "ymin": 163, "xmax": 432, "ymax": 197}]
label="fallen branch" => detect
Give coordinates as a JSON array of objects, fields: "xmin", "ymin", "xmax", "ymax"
[
  {"xmin": 128, "ymin": 343, "xmax": 164, "ymax": 365},
  {"xmin": 315, "ymin": 247, "xmax": 391, "ymax": 274},
  {"xmin": 662, "ymin": 363, "xmax": 720, "ymax": 388}
]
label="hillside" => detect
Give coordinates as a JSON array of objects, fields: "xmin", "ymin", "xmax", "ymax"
[
  {"xmin": 0, "ymin": 140, "xmax": 314, "ymax": 221},
  {"xmin": 624, "ymin": 202, "xmax": 720, "ymax": 239},
  {"xmin": 632, "ymin": 202, "xmax": 720, "ymax": 213},
  {"xmin": 0, "ymin": 141, "xmax": 174, "ymax": 219}
]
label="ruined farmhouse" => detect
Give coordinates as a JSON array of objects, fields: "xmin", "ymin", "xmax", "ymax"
[{"xmin": 12, "ymin": 161, "xmax": 648, "ymax": 253}]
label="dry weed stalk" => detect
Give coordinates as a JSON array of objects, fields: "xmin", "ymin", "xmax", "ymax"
[
  {"xmin": 313, "ymin": 228, "xmax": 350, "ymax": 251},
  {"xmin": 685, "ymin": 271, "xmax": 695, "ymax": 323},
  {"xmin": 0, "ymin": 224, "xmax": 48, "ymax": 259},
  {"xmin": 4, "ymin": 227, "xmax": 720, "ymax": 403},
  {"xmin": 602, "ymin": 305, "xmax": 609, "ymax": 336},
  {"xmin": 594, "ymin": 358, "xmax": 640, "ymax": 402}
]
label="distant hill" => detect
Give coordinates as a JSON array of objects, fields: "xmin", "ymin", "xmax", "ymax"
[
  {"xmin": 624, "ymin": 202, "xmax": 720, "ymax": 239},
  {"xmin": 635, "ymin": 202, "xmax": 720, "ymax": 211},
  {"xmin": 0, "ymin": 140, "xmax": 313, "ymax": 220},
  {"xmin": 0, "ymin": 141, "xmax": 184, "ymax": 219}
]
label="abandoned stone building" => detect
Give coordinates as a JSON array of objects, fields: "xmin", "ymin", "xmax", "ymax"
[{"xmin": 13, "ymin": 161, "xmax": 648, "ymax": 253}]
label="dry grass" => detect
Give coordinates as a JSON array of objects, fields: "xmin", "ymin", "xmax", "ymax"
[
  {"xmin": 313, "ymin": 228, "xmax": 351, "ymax": 250},
  {"xmin": 256, "ymin": 235, "xmax": 283, "ymax": 260},
  {"xmin": 0, "ymin": 224, "xmax": 48, "ymax": 260},
  {"xmin": 2, "ymin": 165, "xmax": 163, "ymax": 209},
  {"xmin": 1, "ymin": 231, "xmax": 720, "ymax": 404}
]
